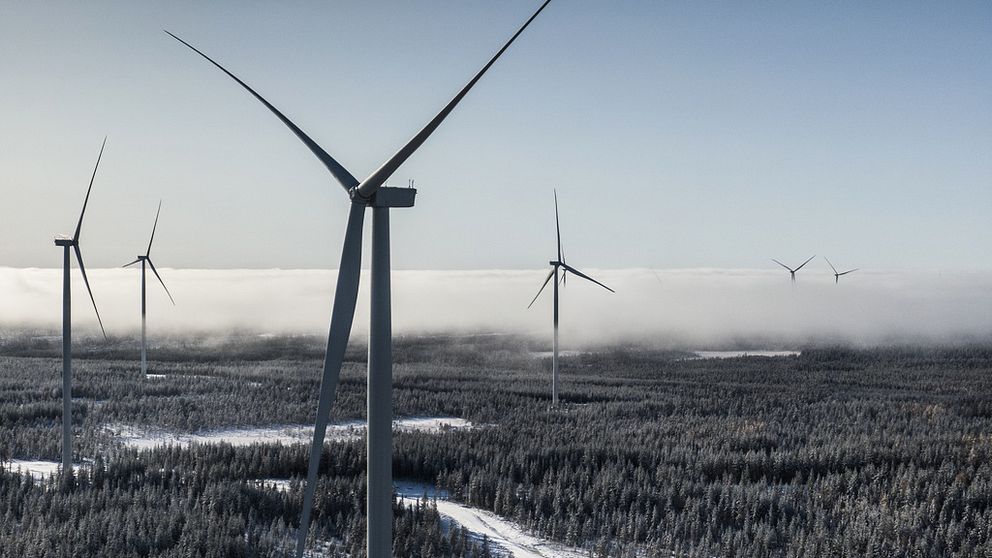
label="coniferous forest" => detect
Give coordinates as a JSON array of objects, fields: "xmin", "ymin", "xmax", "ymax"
[{"xmin": 1, "ymin": 334, "xmax": 991, "ymax": 557}]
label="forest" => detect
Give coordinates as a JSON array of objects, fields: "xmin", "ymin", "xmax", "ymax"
[{"xmin": 1, "ymin": 332, "xmax": 991, "ymax": 557}]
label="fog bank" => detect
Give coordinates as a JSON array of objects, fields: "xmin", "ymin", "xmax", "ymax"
[{"xmin": 1, "ymin": 267, "xmax": 990, "ymax": 347}]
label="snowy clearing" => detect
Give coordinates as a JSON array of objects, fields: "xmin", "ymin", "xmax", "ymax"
[
  {"xmin": 145, "ymin": 373, "xmax": 213, "ymax": 380},
  {"xmin": 106, "ymin": 416, "xmax": 474, "ymax": 450},
  {"xmin": 4, "ymin": 459, "xmax": 82, "ymax": 480}
]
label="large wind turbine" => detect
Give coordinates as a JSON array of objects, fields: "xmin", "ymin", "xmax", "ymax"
[
  {"xmin": 772, "ymin": 255, "xmax": 816, "ymax": 285},
  {"xmin": 53, "ymin": 138, "xmax": 108, "ymax": 475},
  {"xmin": 824, "ymin": 257, "xmax": 858, "ymax": 284},
  {"xmin": 528, "ymin": 190, "xmax": 613, "ymax": 406},
  {"xmin": 167, "ymin": 2, "xmax": 552, "ymax": 556},
  {"xmin": 123, "ymin": 201, "xmax": 175, "ymax": 375}
]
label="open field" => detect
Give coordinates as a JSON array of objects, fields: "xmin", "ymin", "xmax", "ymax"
[{"xmin": 1, "ymin": 333, "xmax": 991, "ymax": 556}]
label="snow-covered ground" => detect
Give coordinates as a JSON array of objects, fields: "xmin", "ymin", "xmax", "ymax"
[
  {"xmin": 396, "ymin": 482, "xmax": 587, "ymax": 558},
  {"xmin": 693, "ymin": 350, "xmax": 799, "ymax": 359},
  {"xmin": 105, "ymin": 416, "xmax": 473, "ymax": 450},
  {"xmin": 252, "ymin": 478, "xmax": 293, "ymax": 493},
  {"xmin": 4, "ymin": 459, "xmax": 82, "ymax": 480},
  {"xmin": 145, "ymin": 373, "xmax": 212, "ymax": 380},
  {"xmin": 530, "ymin": 350, "xmax": 587, "ymax": 359}
]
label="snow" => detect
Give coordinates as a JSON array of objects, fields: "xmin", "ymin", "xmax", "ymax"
[
  {"xmin": 4, "ymin": 459, "xmax": 81, "ymax": 480},
  {"xmin": 396, "ymin": 482, "xmax": 588, "ymax": 558},
  {"xmin": 252, "ymin": 478, "xmax": 293, "ymax": 493},
  {"xmin": 394, "ymin": 417, "xmax": 473, "ymax": 433},
  {"xmin": 530, "ymin": 350, "xmax": 586, "ymax": 358},
  {"xmin": 106, "ymin": 416, "xmax": 474, "ymax": 450},
  {"xmin": 248, "ymin": 479, "xmax": 589, "ymax": 557},
  {"xmin": 693, "ymin": 350, "xmax": 799, "ymax": 359}
]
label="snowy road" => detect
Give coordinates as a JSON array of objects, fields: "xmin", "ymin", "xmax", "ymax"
[{"xmin": 396, "ymin": 482, "xmax": 586, "ymax": 558}]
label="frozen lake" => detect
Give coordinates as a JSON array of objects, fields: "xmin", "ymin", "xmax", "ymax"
[{"xmin": 693, "ymin": 350, "xmax": 800, "ymax": 359}]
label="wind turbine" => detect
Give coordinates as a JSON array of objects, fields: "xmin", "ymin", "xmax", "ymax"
[
  {"xmin": 772, "ymin": 255, "xmax": 815, "ymax": 285},
  {"xmin": 53, "ymin": 138, "xmax": 108, "ymax": 475},
  {"xmin": 166, "ymin": 2, "xmax": 552, "ymax": 556},
  {"xmin": 824, "ymin": 257, "xmax": 858, "ymax": 284},
  {"xmin": 123, "ymin": 201, "xmax": 175, "ymax": 375},
  {"xmin": 528, "ymin": 190, "xmax": 613, "ymax": 406}
]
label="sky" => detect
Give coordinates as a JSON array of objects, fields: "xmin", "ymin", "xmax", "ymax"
[{"xmin": 0, "ymin": 1, "xmax": 989, "ymax": 273}]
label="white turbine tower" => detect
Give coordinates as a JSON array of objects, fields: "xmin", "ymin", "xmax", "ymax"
[
  {"xmin": 772, "ymin": 255, "xmax": 816, "ymax": 285},
  {"xmin": 528, "ymin": 190, "xmax": 613, "ymax": 406},
  {"xmin": 123, "ymin": 201, "xmax": 175, "ymax": 375},
  {"xmin": 53, "ymin": 138, "xmax": 108, "ymax": 475},
  {"xmin": 825, "ymin": 257, "xmax": 858, "ymax": 284},
  {"xmin": 167, "ymin": 2, "xmax": 552, "ymax": 555}
]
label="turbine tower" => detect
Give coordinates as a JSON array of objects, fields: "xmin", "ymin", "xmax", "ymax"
[
  {"xmin": 123, "ymin": 201, "xmax": 175, "ymax": 375},
  {"xmin": 528, "ymin": 190, "xmax": 613, "ymax": 406},
  {"xmin": 824, "ymin": 257, "xmax": 858, "ymax": 284},
  {"xmin": 772, "ymin": 255, "xmax": 815, "ymax": 285},
  {"xmin": 167, "ymin": 2, "xmax": 552, "ymax": 556},
  {"xmin": 53, "ymin": 138, "xmax": 108, "ymax": 475}
]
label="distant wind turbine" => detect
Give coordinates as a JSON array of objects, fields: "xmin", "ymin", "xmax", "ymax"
[
  {"xmin": 167, "ymin": 2, "xmax": 552, "ymax": 556},
  {"xmin": 53, "ymin": 138, "xmax": 108, "ymax": 475},
  {"xmin": 772, "ymin": 255, "xmax": 816, "ymax": 285},
  {"xmin": 528, "ymin": 190, "xmax": 613, "ymax": 406},
  {"xmin": 824, "ymin": 257, "xmax": 858, "ymax": 284},
  {"xmin": 123, "ymin": 201, "xmax": 175, "ymax": 375}
]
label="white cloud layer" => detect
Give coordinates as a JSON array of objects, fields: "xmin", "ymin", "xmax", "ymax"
[{"xmin": 1, "ymin": 267, "xmax": 990, "ymax": 347}]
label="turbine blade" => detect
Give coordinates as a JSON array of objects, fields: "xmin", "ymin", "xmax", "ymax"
[
  {"xmin": 824, "ymin": 257, "xmax": 837, "ymax": 274},
  {"xmin": 296, "ymin": 202, "xmax": 366, "ymax": 557},
  {"xmin": 73, "ymin": 245, "xmax": 107, "ymax": 340},
  {"xmin": 527, "ymin": 268, "xmax": 556, "ymax": 309},
  {"xmin": 165, "ymin": 31, "xmax": 360, "ymax": 193},
  {"xmin": 794, "ymin": 255, "xmax": 816, "ymax": 272},
  {"xmin": 839, "ymin": 268, "xmax": 859, "ymax": 276},
  {"xmin": 146, "ymin": 259, "xmax": 175, "ymax": 305},
  {"xmin": 771, "ymin": 259, "xmax": 792, "ymax": 272},
  {"xmin": 73, "ymin": 137, "xmax": 107, "ymax": 242},
  {"xmin": 355, "ymin": 0, "xmax": 552, "ymax": 198},
  {"xmin": 146, "ymin": 200, "xmax": 162, "ymax": 257},
  {"xmin": 122, "ymin": 259, "xmax": 141, "ymax": 268},
  {"xmin": 554, "ymin": 189, "xmax": 562, "ymax": 263},
  {"xmin": 561, "ymin": 263, "xmax": 614, "ymax": 293}
]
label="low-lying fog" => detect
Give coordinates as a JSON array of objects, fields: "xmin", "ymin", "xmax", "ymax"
[{"xmin": 1, "ymin": 267, "xmax": 990, "ymax": 347}]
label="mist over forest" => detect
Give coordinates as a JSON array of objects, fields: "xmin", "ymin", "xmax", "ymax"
[{"xmin": 2, "ymin": 267, "xmax": 990, "ymax": 348}]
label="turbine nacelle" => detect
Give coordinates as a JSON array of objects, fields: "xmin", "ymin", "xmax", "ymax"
[
  {"xmin": 367, "ymin": 186, "xmax": 417, "ymax": 209},
  {"xmin": 54, "ymin": 238, "xmax": 76, "ymax": 247}
]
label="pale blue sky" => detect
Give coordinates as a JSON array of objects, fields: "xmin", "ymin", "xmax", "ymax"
[{"xmin": 1, "ymin": 1, "xmax": 989, "ymax": 271}]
